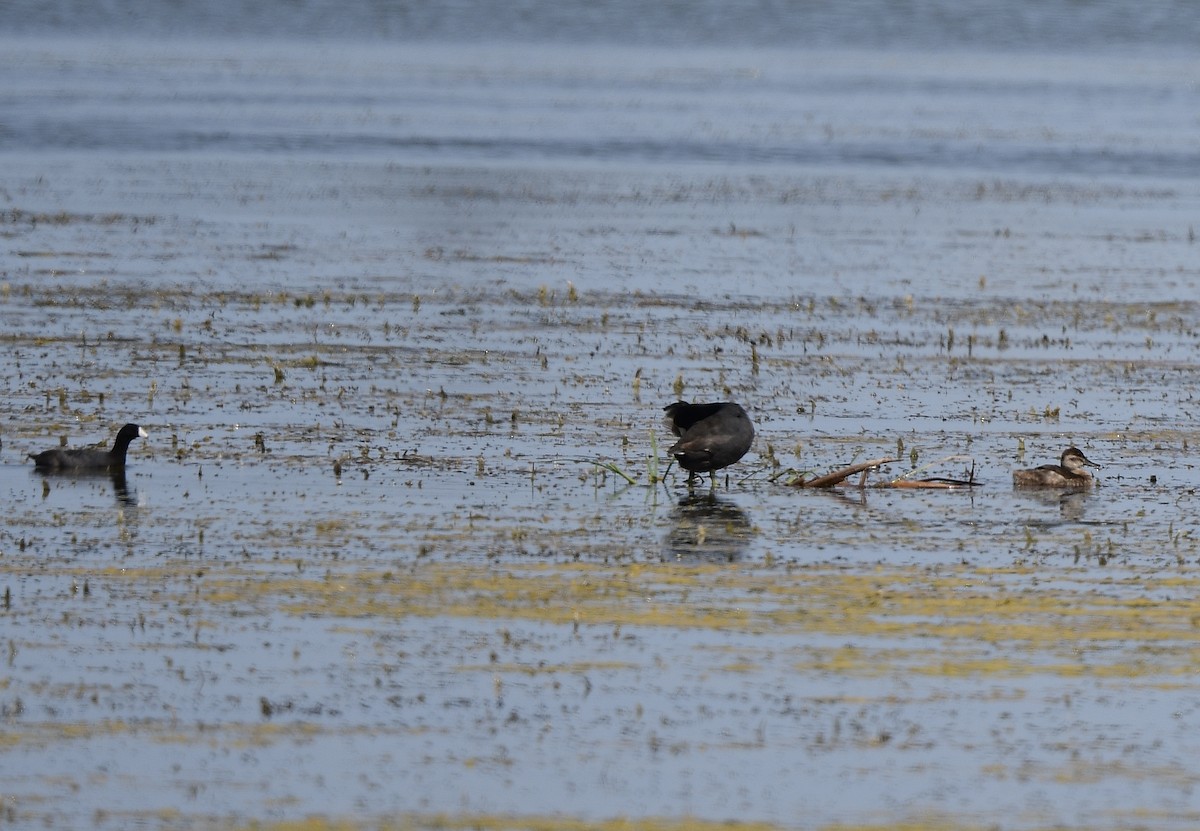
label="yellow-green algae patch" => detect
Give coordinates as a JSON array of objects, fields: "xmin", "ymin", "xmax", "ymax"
[
  {"xmin": 231, "ymin": 815, "xmax": 1008, "ymax": 831},
  {"xmin": 2, "ymin": 720, "xmax": 433, "ymax": 750},
  {"xmin": 18, "ymin": 559, "xmax": 1200, "ymax": 680},
  {"xmin": 235, "ymin": 816, "xmax": 787, "ymax": 831}
]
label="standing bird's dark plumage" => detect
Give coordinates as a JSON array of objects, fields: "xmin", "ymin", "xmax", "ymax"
[
  {"xmin": 29, "ymin": 423, "xmax": 147, "ymax": 472},
  {"xmin": 663, "ymin": 401, "xmax": 754, "ymax": 487}
]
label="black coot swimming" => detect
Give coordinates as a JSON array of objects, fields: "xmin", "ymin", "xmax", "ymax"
[
  {"xmin": 662, "ymin": 401, "xmax": 754, "ymax": 486},
  {"xmin": 29, "ymin": 423, "xmax": 147, "ymax": 472}
]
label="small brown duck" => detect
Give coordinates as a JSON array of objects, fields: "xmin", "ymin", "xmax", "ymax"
[
  {"xmin": 29, "ymin": 423, "xmax": 147, "ymax": 472},
  {"xmin": 1012, "ymin": 446, "xmax": 1099, "ymax": 487},
  {"xmin": 663, "ymin": 401, "xmax": 754, "ymax": 487}
]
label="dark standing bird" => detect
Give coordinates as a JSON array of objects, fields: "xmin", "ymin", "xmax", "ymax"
[
  {"xmin": 663, "ymin": 401, "xmax": 754, "ymax": 487},
  {"xmin": 29, "ymin": 423, "xmax": 148, "ymax": 472},
  {"xmin": 1012, "ymin": 446, "xmax": 1099, "ymax": 487}
]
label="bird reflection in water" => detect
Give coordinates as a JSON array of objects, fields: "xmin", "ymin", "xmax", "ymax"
[
  {"xmin": 1015, "ymin": 487, "xmax": 1091, "ymax": 522},
  {"xmin": 108, "ymin": 471, "xmax": 137, "ymax": 506},
  {"xmin": 664, "ymin": 493, "xmax": 753, "ymax": 562},
  {"xmin": 34, "ymin": 468, "xmax": 139, "ymax": 507}
]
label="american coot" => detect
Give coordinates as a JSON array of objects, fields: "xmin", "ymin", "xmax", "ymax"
[
  {"xmin": 29, "ymin": 423, "xmax": 148, "ymax": 472},
  {"xmin": 662, "ymin": 401, "xmax": 754, "ymax": 486},
  {"xmin": 1012, "ymin": 446, "xmax": 1099, "ymax": 487}
]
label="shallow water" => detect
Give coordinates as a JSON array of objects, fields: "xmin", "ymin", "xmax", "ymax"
[{"xmin": 4, "ymin": 30, "xmax": 1200, "ymax": 831}]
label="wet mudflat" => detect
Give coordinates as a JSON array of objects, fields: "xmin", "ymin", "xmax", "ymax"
[{"xmin": 5, "ymin": 40, "xmax": 1200, "ymax": 831}]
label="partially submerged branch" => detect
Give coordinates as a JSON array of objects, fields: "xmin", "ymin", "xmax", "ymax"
[
  {"xmin": 789, "ymin": 455, "xmax": 981, "ymax": 490},
  {"xmin": 886, "ymin": 456, "xmax": 980, "ymax": 489},
  {"xmin": 790, "ymin": 457, "xmax": 900, "ymax": 488}
]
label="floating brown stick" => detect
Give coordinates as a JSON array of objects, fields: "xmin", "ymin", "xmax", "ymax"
[
  {"xmin": 886, "ymin": 476, "xmax": 979, "ymax": 489},
  {"xmin": 789, "ymin": 456, "xmax": 981, "ymax": 490},
  {"xmin": 790, "ymin": 457, "xmax": 900, "ymax": 488},
  {"xmin": 885, "ymin": 458, "xmax": 980, "ymax": 489}
]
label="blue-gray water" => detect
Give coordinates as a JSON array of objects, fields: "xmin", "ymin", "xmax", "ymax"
[
  {"xmin": 4, "ymin": 0, "xmax": 1200, "ymax": 51},
  {"xmin": 5, "ymin": 3, "xmax": 1200, "ymax": 830},
  {"xmin": 4, "ymin": 0, "xmax": 1200, "ymax": 180}
]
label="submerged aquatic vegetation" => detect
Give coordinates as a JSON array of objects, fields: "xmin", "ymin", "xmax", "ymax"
[
  {"xmin": 16, "ymin": 558, "xmax": 1199, "ymax": 681},
  {"xmin": 232, "ymin": 815, "xmax": 790, "ymax": 831}
]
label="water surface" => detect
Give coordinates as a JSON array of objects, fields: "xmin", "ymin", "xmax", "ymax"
[{"xmin": 3, "ymin": 13, "xmax": 1200, "ymax": 831}]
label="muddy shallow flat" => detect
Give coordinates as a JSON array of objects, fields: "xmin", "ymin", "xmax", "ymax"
[{"xmin": 5, "ymin": 38, "xmax": 1200, "ymax": 831}]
